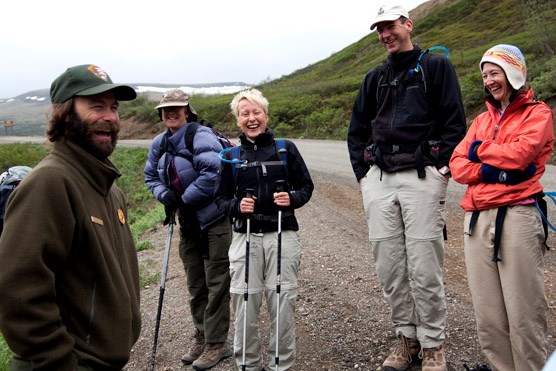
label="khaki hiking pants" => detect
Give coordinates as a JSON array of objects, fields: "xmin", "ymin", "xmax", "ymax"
[
  {"xmin": 464, "ymin": 206, "xmax": 548, "ymax": 371},
  {"xmin": 361, "ymin": 165, "xmax": 448, "ymax": 348},
  {"xmin": 229, "ymin": 230, "xmax": 301, "ymax": 371}
]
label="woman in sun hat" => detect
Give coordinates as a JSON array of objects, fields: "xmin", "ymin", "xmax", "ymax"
[
  {"xmin": 144, "ymin": 89, "xmax": 233, "ymax": 370},
  {"xmin": 449, "ymin": 44, "xmax": 554, "ymax": 371}
]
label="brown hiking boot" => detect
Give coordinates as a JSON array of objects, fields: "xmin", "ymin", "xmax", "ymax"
[
  {"xmin": 382, "ymin": 333, "xmax": 421, "ymax": 371},
  {"xmin": 421, "ymin": 346, "xmax": 447, "ymax": 371},
  {"xmin": 192, "ymin": 341, "xmax": 233, "ymax": 370},
  {"xmin": 181, "ymin": 328, "xmax": 205, "ymax": 364}
]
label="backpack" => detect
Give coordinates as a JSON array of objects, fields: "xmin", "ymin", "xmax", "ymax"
[
  {"xmin": 158, "ymin": 119, "xmax": 235, "ymax": 158},
  {"xmin": 376, "ymin": 45, "xmax": 450, "ymax": 100},
  {"xmin": 0, "ymin": 166, "xmax": 32, "ymax": 222},
  {"xmin": 226, "ymin": 139, "xmax": 288, "ymax": 181},
  {"xmin": 371, "ymin": 46, "xmax": 450, "ymax": 178}
]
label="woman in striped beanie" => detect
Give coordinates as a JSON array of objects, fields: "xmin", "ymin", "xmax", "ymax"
[{"xmin": 449, "ymin": 44, "xmax": 554, "ymax": 371}]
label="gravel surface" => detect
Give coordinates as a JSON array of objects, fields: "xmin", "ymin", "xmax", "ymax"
[{"xmin": 124, "ymin": 140, "xmax": 556, "ymax": 371}]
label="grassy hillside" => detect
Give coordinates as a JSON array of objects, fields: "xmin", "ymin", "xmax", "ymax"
[{"xmin": 120, "ymin": 0, "xmax": 555, "ymax": 141}]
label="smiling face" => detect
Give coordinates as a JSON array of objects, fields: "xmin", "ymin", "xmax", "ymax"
[
  {"xmin": 482, "ymin": 62, "xmax": 513, "ymax": 110},
  {"xmin": 162, "ymin": 106, "xmax": 188, "ymax": 134},
  {"xmin": 236, "ymin": 98, "xmax": 269, "ymax": 141},
  {"xmin": 72, "ymin": 91, "xmax": 120, "ymax": 159},
  {"xmin": 375, "ymin": 18, "xmax": 414, "ymax": 55}
]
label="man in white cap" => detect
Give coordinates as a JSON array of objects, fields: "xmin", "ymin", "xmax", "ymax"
[{"xmin": 347, "ymin": 4, "xmax": 466, "ymax": 371}]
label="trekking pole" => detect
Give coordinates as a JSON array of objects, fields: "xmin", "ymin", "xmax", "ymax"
[
  {"xmin": 150, "ymin": 212, "xmax": 175, "ymax": 371},
  {"xmin": 242, "ymin": 188, "xmax": 254, "ymax": 371},
  {"xmin": 274, "ymin": 180, "xmax": 285, "ymax": 371}
]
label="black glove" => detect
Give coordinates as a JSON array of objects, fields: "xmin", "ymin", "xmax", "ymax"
[
  {"xmin": 481, "ymin": 164, "xmax": 537, "ymax": 185},
  {"xmin": 467, "ymin": 140, "xmax": 482, "ymax": 163},
  {"xmin": 163, "ymin": 205, "xmax": 176, "ymax": 225},
  {"xmin": 160, "ymin": 190, "xmax": 178, "ymax": 207}
]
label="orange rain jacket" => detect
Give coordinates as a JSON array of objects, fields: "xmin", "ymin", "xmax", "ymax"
[{"xmin": 450, "ymin": 88, "xmax": 554, "ymax": 211}]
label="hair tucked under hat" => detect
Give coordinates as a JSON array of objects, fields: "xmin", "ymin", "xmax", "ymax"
[
  {"xmin": 154, "ymin": 89, "xmax": 198, "ymax": 122},
  {"xmin": 480, "ymin": 44, "xmax": 527, "ymax": 90}
]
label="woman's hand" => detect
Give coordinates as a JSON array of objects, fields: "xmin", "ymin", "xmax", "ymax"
[
  {"xmin": 274, "ymin": 192, "xmax": 290, "ymax": 207},
  {"xmin": 240, "ymin": 195, "xmax": 256, "ymax": 214}
]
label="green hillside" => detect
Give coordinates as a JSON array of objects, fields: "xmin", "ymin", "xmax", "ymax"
[{"xmin": 124, "ymin": 0, "xmax": 554, "ymax": 140}]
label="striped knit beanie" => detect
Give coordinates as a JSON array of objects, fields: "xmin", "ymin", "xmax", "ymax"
[{"xmin": 480, "ymin": 44, "xmax": 527, "ymax": 90}]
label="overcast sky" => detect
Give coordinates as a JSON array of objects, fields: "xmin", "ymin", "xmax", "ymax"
[{"xmin": 1, "ymin": 0, "xmax": 427, "ymax": 98}]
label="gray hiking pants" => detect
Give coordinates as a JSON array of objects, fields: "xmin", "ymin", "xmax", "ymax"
[{"xmin": 229, "ymin": 230, "xmax": 301, "ymax": 371}]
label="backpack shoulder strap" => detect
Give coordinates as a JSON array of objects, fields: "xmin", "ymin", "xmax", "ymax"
[
  {"xmin": 230, "ymin": 146, "xmax": 242, "ymax": 180},
  {"xmin": 275, "ymin": 139, "xmax": 290, "ymax": 182},
  {"xmin": 158, "ymin": 134, "xmax": 167, "ymax": 158},
  {"xmin": 185, "ymin": 122, "xmax": 199, "ymax": 153},
  {"xmin": 276, "ymin": 139, "xmax": 288, "ymax": 164}
]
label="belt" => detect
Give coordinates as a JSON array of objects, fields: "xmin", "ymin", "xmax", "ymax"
[{"xmin": 251, "ymin": 211, "xmax": 293, "ymax": 221}]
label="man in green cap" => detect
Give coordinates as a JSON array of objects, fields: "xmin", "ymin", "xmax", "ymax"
[{"xmin": 0, "ymin": 64, "xmax": 141, "ymax": 370}]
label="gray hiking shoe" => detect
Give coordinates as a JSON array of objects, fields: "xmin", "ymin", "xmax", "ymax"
[
  {"xmin": 382, "ymin": 332, "xmax": 421, "ymax": 371},
  {"xmin": 181, "ymin": 328, "xmax": 205, "ymax": 364},
  {"xmin": 192, "ymin": 341, "xmax": 233, "ymax": 370}
]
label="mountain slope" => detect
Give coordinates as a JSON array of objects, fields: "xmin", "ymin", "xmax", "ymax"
[
  {"xmin": 190, "ymin": 0, "xmax": 555, "ymax": 140},
  {"xmin": 1, "ymin": 0, "xmax": 554, "ymax": 139}
]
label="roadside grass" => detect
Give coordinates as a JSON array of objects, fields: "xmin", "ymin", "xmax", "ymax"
[
  {"xmin": 0, "ymin": 143, "xmax": 164, "ymax": 364},
  {"xmin": 0, "ymin": 335, "xmax": 8, "ymax": 371}
]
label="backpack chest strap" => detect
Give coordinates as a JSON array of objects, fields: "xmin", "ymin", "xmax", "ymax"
[{"xmin": 236, "ymin": 160, "xmax": 285, "ymax": 176}]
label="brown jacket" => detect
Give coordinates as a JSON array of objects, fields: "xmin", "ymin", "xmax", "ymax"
[{"xmin": 0, "ymin": 140, "xmax": 141, "ymax": 370}]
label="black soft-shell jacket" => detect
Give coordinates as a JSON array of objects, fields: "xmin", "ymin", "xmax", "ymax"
[
  {"xmin": 347, "ymin": 46, "xmax": 466, "ymax": 181},
  {"xmin": 215, "ymin": 130, "xmax": 313, "ymax": 233}
]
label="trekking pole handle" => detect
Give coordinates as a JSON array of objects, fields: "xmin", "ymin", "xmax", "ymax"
[
  {"xmin": 243, "ymin": 188, "xmax": 255, "ymax": 214},
  {"xmin": 245, "ymin": 188, "xmax": 254, "ymax": 199},
  {"xmin": 275, "ymin": 180, "xmax": 285, "ymax": 193}
]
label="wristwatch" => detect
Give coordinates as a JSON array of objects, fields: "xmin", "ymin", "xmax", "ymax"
[{"xmin": 438, "ymin": 166, "xmax": 451, "ymax": 176}]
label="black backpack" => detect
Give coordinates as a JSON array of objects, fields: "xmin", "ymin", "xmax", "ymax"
[{"xmin": 159, "ymin": 119, "xmax": 235, "ymax": 157}]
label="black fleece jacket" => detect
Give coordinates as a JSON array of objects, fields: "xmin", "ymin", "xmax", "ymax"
[{"xmin": 347, "ymin": 46, "xmax": 466, "ymax": 181}]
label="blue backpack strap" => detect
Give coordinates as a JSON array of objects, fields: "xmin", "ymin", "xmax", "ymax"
[
  {"xmin": 230, "ymin": 146, "xmax": 241, "ymax": 180},
  {"xmin": 276, "ymin": 139, "xmax": 287, "ymax": 164},
  {"xmin": 276, "ymin": 139, "xmax": 289, "ymax": 182}
]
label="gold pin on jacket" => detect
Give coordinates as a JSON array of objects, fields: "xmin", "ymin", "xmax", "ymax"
[{"xmin": 117, "ymin": 209, "xmax": 126, "ymax": 225}]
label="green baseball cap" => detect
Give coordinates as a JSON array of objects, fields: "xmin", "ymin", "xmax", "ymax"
[{"xmin": 50, "ymin": 64, "xmax": 137, "ymax": 103}]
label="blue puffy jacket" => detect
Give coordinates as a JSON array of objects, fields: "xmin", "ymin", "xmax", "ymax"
[{"xmin": 144, "ymin": 122, "xmax": 225, "ymax": 230}]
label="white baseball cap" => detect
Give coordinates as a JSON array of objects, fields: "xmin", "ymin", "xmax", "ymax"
[{"xmin": 370, "ymin": 4, "xmax": 409, "ymax": 30}]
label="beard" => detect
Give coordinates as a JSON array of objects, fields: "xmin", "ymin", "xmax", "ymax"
[{"xmin": 69, "ymin": 116, "xmax": 119, "ymax": 160}]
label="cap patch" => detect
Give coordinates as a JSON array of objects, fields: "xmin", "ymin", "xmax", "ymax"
[{"xmin": 88, "ymin": 65, "xmax": 110, "ymax": 81}]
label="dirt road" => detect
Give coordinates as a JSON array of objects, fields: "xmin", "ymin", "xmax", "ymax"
[
  {"xmin": 2, "ymin": 136, "xmax": 554, "ymax": 370},
  {"xmin": 122, "ymin": 139, "xmax": 556, "ymax": 371}
]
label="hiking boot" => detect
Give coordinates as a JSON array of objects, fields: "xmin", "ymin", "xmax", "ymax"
[
  {"xmin": 181, "ymin": 328, "xmax": 205, "ymax": 364},
  {"xmin": 421, "ymin": 346, "xmax": 447, "ymax": 371},
  {"xmin": 382, "ymin": 333, "xmax": 421, "ymax": 371},
  {"xmin": 192, "ymin": 341, "xmax": 233, "ymax": 370}
]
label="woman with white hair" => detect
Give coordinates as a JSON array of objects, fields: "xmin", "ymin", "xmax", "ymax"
[
  {"xmin": 215, "ymin": 88, "xmax": 313, "ymax": 371},
  {"xmin": 450, "ymin": 44, "xmax": 554, "ymax": 371}
]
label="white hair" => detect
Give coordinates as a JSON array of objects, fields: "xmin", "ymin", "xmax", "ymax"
[{"xmin": 230, "ymin": 88, "xmax": 269, "ymax": 119}]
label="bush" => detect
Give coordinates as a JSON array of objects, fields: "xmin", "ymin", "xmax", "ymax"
[{"xmin": 531, "ymin": 58, "xmax": 556, "ymax": 101}]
